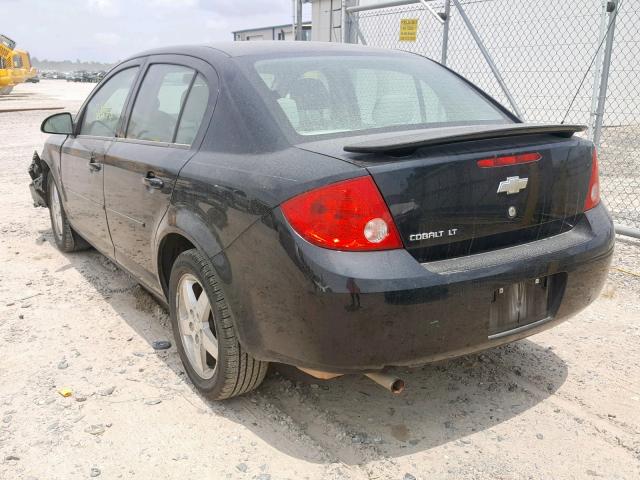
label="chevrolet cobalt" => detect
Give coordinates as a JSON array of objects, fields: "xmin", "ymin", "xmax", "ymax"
[{"xmin": 29, "ymin": 42, "xmax": 614, "ymax": 399}]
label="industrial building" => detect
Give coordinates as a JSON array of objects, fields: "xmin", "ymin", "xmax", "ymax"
[{"xmin": 232, "ymin": 22, "xmax": 311, "ymax": 42}]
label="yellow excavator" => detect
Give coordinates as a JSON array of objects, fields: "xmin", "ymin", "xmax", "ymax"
[{"xmin": 0, "ymin": 34, "xmax": 37, "ymax": 95}]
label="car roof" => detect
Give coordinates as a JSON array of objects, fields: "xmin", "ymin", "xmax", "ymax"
[
  {"xmin": 123, "ymin": 41, "xmax": 410, "ymax": 63},
  {"xmin": 206, "ymin": 41, "xmax": 400, "ymax": 57}
]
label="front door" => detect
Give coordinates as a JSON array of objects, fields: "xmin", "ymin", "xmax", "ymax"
[
  {"xmin": 104, "ymin": 57, "xmax": 215, "ymax": 290},
  {"xmin": 60, "ymin": 65, "xmax": 140, "ymax": 255}
]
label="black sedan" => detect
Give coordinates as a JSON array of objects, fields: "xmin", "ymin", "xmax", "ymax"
[{"xmin": 29, "ymin": 42, "xmax": 614, "ymax": 399}]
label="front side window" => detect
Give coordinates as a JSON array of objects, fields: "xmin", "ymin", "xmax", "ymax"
[
  {"xmin": 80, "ymin": 67, "xmax": 138, "ymax": 137},
  {"xmin": 250, "ymin": 55, "xmax": 510, "ymax": 137},
  {"xmin": 126, "ymin": 64, "xmax": 195, "ymax": 143}
]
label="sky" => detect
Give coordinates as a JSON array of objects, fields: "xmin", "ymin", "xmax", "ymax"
[{"xmin": 3, "ymin": 0, "xmax": 311, "ymax": 63}]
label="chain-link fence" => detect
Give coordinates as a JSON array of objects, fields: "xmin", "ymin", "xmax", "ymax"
[{"xmin": 345, "ymin": 0, "xmax": 639, "ymax": 231}]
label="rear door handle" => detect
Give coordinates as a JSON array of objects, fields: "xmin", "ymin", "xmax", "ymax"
[
  {"xmin": 142, "ymin": 173, "xmax": 164, "ymax": 189},
  {"xmin": 88, "ymin": 152, "xmax": 102, "ymax": 172}
]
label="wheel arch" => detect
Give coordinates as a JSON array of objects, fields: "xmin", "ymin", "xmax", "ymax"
[
  {"xmin": 32, "ymin": 137, "xmax": 68, "ymax": 207},
  {"xmin": 155, "ymin": 205, "xmax": 225, "ymax": 299}
]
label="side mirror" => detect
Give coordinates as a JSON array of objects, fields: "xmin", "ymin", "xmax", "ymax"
[{"xmin": 41, "ymin": 112, "xmax": 74, "ymax": 135}]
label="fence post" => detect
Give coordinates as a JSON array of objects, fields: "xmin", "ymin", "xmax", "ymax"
[
  {"xmin": 296, "ymin": 0, "xmax": 304, "ymax": 40},
  {"xmin": 451, "ymin": 0, "xmax": 523, "ymax": 118},
  {"xmin": 348, "ymin": 6, "xmax": 367, "ymax": 46},
  {"xmin": 441, "ymin": 0, "xmax": 451, "ymax": 65},
  {"xmin": 593, "ymin": 0, "xmax": 619, "ymax": 147},
  {"xmin": 588, "ymin": 0, "xmax": 610, "ymax": 139},
  {"xmin": 418, "ymin": 0, "xmax": 445, "ymax": 24},
  {"xmin": 341, "ymin": 1, "xmax": 350, "ymax": 43},
  {"xmin": 291, "ymin": 0, "xmax": 296, "ymax": 41}
]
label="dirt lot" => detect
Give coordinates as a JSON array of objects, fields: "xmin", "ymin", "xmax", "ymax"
[{"xmin": 1, "ymin": 80, "xmax": 640, "ymax": 480}]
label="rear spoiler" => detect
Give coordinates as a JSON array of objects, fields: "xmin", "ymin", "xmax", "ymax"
[{"xmin": 343, "ymin": 123, "xmax": 586, "ymax": 154}]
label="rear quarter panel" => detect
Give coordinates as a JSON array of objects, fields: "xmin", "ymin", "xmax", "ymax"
[{"xmin": 164, "ymin": 147, "xmax": 363, "ymax": 261}]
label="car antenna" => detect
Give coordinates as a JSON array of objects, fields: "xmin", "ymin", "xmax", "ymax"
[{"xmin": 560, "ymin": 0, "xmax": 622, "ymax": 125}]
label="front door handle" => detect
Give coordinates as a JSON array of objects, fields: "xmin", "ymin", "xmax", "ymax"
[{"xmin": 143, "ymin": 174, "xmax": 164, "ymax": 189}]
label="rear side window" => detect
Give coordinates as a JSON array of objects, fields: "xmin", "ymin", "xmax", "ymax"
[
  {"xmin": 126, "ymin": 64, "xmax": 195, "ymax": 143},
  {"xmin": 80, "ymin": 67, "xmax": 139, "ymax": 137},
  {"xmin": 175, "ymin": 74, "xmax": 209, "ymax": 145}
]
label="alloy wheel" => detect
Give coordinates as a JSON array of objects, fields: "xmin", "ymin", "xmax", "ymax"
[{"xmin": 176, "ymin": 273, "xmax": 218, "ymax": 379}]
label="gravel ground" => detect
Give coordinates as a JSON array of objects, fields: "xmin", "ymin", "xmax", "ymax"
[{"xmin": 1, "ymin": 80, "xmax": 639, "ymax": 480}]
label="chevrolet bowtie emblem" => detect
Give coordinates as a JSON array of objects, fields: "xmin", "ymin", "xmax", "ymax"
[{"xmin": 497, "ymin": 176, "xmax": 528, "ymax": 195}]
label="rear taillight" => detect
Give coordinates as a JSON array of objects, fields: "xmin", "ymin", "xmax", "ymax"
[
  {"xmin": 281, "ymin": 176, "xmax": 403, "ymax": 251},
  {"xmin": 584, "ymin": 147, "xmax": 600, "ymax": 211},
  {"xmin": 477, "ymin": 152, "xmax": 541, "ymax": 168}
]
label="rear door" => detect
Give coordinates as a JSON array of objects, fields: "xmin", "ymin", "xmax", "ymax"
[
  {"xmin": 60, "ymin": 63, "xmax": 140, "ymax": 255},
  {"xmin": 103, "ymin": 55, "xmax": 216, "ymax": 289}
]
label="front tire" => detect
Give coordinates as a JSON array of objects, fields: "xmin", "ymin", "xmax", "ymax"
[
  {"xmin": 47, "ymin": 174, "xmax": 88, "ymax": 252},
  {"xmin": 169, "ymin": 249, "xmax": 268, "ymax": 400}
]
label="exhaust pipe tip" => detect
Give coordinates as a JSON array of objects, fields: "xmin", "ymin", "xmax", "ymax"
[
  {"xmin": 365, "ymin": 372, "xmax": 406, "ymax": 395},
  {"xmin": 390, "ymin": 378, "xmax": 405, "ymax": 395}
]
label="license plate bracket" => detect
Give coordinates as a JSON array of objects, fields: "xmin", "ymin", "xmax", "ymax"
[{"xmin": 488, "ymin": 274, "xmax": 560, "ymax": 337}]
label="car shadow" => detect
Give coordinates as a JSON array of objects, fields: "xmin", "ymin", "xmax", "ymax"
[{"xmin": 39, "ymin": 229, "xmax": 569, "ymax": 466}]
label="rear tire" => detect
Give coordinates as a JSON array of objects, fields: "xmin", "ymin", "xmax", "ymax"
[
  {"xmin": 47, "ymin": 174, "xmax": 89, "ymax": 252},
  {"xmin": 169, "ymin": 249, "xmax": 268, "ymax": 400}
]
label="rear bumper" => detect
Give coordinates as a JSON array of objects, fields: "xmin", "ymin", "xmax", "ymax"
[{"xmin": 220, "ymin": 203, "xmax": 614, "ymax": 373}]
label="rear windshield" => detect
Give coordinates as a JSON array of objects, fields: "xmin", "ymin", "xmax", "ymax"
[{"xmin": 248, "ymin": 54, "xmax": 510, "ymax": 138}]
